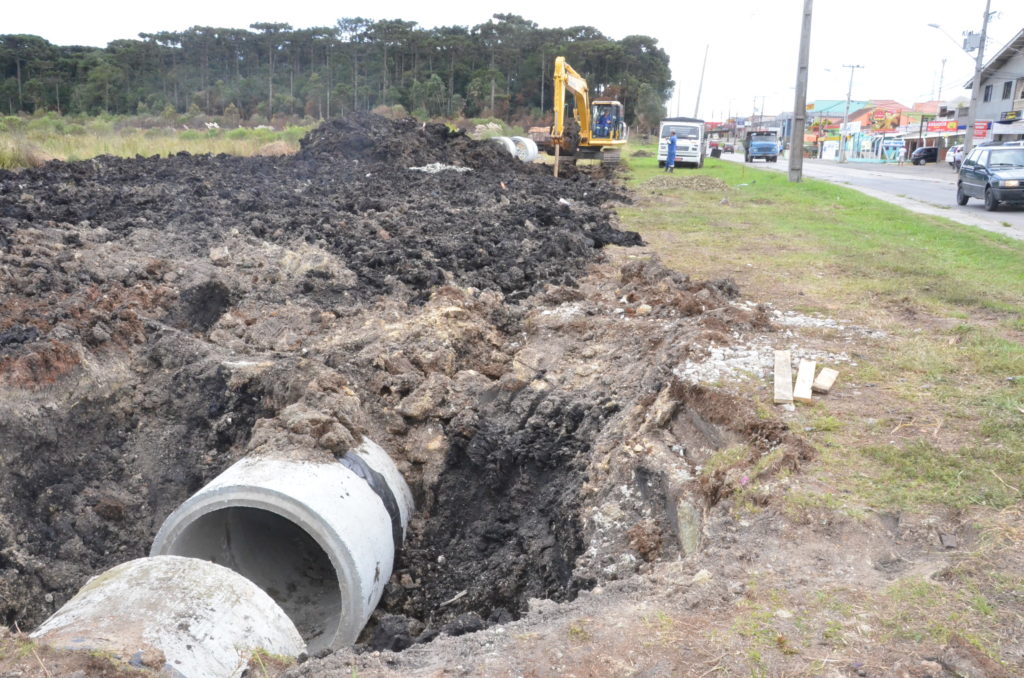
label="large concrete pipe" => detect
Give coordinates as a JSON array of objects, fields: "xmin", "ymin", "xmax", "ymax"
[
  {"xmin": 32, "ymin": 555, "xmax": 305, "ymax": 678},
  {"xmin": 511, "ymin": 136, "xmax": 539, "ymax": 162},
  {"xmin": 151, "ymin": 438, "xmax": 414, "ymax": 652}
]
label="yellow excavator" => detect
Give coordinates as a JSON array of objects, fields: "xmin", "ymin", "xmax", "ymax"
[{"xmin": 532, "ymin": 56, "xmax": 628, "ymax": 169}]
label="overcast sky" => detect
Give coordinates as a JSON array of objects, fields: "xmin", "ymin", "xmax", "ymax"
[{"xmin": 6, "ymin": 1, "xmax": 1024, "ymax": 121}]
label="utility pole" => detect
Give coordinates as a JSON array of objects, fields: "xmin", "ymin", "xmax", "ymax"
[
  {"xmin": 694, "ymin": 44, "xmax": 709, "ymax": 118},
  {"xmin": 839, "ymin": 64, "xmax": 864, "ymax": 162},
  {"xmin": 789, "ymin": 0, "xmax": 813, "ymax": 182},
  {"xmin": 937, "ymin": 58, "xmax": 946, "ymax": 102},
  {"xmin": 964, "ymin": 0, "xmax": 992, "ymax": 156},
  {"xmin": 726, "ymin": 101, "xmax": 732, "ymax": 142}
]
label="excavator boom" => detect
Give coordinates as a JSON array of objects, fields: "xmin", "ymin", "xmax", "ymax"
[{"xmin": 552, "ymin": 56, "xmax": 592, "ymax": 149}]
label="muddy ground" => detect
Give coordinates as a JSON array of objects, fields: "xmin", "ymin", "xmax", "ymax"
[{"xmin": 0, "ymin": 115, "xmax": 1016, "ymax": 678}]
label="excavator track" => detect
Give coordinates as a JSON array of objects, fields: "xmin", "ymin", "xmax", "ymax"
[{"xmin": 601, "ymin": 148, "xmax": 622, "ymax": 167}]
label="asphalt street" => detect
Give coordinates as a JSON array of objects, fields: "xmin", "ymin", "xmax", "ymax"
[{"xmin": 720, "ymin": 151, "xmax": 1024, "ymax": 241}]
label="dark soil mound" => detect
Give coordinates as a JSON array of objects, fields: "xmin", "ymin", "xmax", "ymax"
[
  {"xmin": 1, "ymin": 116, "xmax": 637, "ymax": 310},
  {"xmin": 380, "ymin": 385, "xmax": 613, "ymax": 629},
  {"xmin": 298, "ymin": 113, "xmax": 510, "ymax": 171}
]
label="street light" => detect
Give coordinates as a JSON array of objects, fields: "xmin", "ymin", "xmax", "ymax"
[
  {"xmin": 927, "ymin": 24, "xmax": 970, "ymax": 55},
  {"xmin": 839, "ymin": 64, "xmax": 863, "ymax": 163}
]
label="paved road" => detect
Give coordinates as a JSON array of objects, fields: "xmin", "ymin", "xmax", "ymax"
[{"xmin": 720, "ymin": 152, "xmax": 1024, "ymax": 241}]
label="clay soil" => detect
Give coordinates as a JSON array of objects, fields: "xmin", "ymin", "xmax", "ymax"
[{"xmin": 0, "ymin": 115, "xmax": 1018, "ymax": 678}]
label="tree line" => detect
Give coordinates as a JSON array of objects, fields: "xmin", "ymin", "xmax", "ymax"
[{"xmin": 0, "ymin": 15, "xmax": 671, "ymax": 128}]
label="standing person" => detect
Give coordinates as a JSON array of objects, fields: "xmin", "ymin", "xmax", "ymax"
[
  {"xmin": 953, "ymin": 145, "xmax": 964, "ymax": 171},
  {"xmin": 897, "ymin": 145, "xmax": 907, "ymax": 166},
  {"xmin": 665, "ymin": 131, "xmax": 678, "ymax": 172}
]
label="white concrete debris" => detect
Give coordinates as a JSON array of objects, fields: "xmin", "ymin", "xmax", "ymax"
[
  {"xmin": 408, "ymin": 163, "xmax": 473, "ymax": 173},
  {"xmin": 674, "ymin": 304, "xmax": 865, "ymax": 385}
]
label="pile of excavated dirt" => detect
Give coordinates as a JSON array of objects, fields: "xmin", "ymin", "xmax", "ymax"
[{"xmin": 0, "ymin": 113, "xmax": 815, "ymax": 673}]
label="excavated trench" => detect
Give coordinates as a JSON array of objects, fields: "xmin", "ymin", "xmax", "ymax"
[{"xmin": 0, "ymin": 114, "xmax": 810, "ymax": 663}]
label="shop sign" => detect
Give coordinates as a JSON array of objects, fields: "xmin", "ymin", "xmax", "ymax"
[
  {"xmin": 927, "ymin": 120, "xmax": 957, "ymax": 132},
  {"xmin": 974, "ymin": 120, "xmax": 991, "ymax": 138},
  {"xmin": 1000, "ymin": 110, "xmax": 1021, "ymax": 121}
]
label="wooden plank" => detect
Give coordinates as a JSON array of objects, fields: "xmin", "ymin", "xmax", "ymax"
[
  {"xmin": 773, "ymin": 350, "xmax": 793, "ymax": 404},
  {"xmin": 812, "ymin": 367, "xmax": 839, "ymax": 394},
  {"xmin": 793, "ymin": 359, "xmax": 816, "ymax": 403}
]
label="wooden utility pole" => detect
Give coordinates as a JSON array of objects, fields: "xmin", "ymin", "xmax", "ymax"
[{"xmin": 789, "ymin": 0, "xmax": 813, "ymax": 181}]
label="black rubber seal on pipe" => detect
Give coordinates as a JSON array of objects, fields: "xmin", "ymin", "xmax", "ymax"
[{"xmin": 338, "ymin": 453, "xmax": 403, "ymax": 555}]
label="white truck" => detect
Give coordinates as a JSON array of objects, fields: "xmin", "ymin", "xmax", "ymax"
[{"xmin": 658, "ymin": 117, "xmax": 705, "ymax": 169}]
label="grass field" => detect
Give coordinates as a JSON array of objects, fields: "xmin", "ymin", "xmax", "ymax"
[
  {"xmin": 619, "ymin": 145, "xmax": 1023, "ymax": 514},
  {"xmin": 0, "ymin": 114, "xmax": 312, "ymax": 168}
]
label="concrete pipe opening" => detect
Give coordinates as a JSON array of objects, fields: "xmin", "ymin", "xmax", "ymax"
[
  {"xmin": 159, "ymin": 506, "xmax": 339, "ymax": 645},
  {"xmin": 151, "ymin": 438, "xmax": 413, "ymax": 653},
  {"xmin": 511, "ymin": 136, "xmax": 539, "ymax": 162}
]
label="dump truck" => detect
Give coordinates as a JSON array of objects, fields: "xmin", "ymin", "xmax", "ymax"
[{"xmin": 744, "ymin": 129, "xmax": 781, "ymax": 163}]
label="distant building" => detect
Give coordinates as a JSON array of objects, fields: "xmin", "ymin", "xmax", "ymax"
[
  {"xmin": 965, "ymin": 28, "xmax": 1024, "ymax": 142},
  {"xmin": 912, "ymin": 101, "xmax": 943, "ymax": 116},
  {"xmin": 806, "ymin": 99, "xmax": 869, "ymax": 120}
]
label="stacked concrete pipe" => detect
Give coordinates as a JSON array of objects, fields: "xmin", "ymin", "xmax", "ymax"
[{"xmin": 32, "ymin": 437, "xmax": 414, "ymax": 677}]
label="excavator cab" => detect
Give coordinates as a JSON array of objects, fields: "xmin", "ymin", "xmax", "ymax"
[{"xmin": 591, "ymin": 101, "xmax": 625, "ymax": 140}]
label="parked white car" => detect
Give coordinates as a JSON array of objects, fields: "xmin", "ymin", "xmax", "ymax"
[{"xmin": 947, "ymin": 145, "xmax": 963, "ymax": 168}]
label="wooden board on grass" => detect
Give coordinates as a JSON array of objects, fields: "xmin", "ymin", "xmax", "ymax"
[
  {"xmin": 793, "ymin": 359, "xmax": 816, "ymax": 403},
  {"xmin": 812, "ymin": 367, "xmax": 839, "ymax": 394},
  {"xmin": 773, "ymin": 350, "xmax": 793, "ymax": 404}
]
